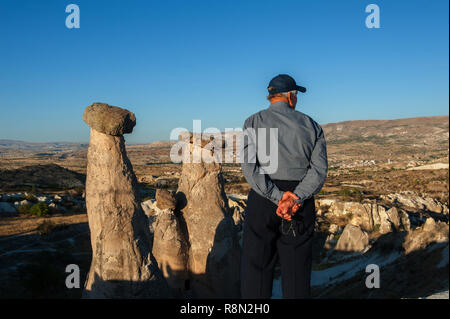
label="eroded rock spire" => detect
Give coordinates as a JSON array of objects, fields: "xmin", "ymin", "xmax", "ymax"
[{"xmin": 82, "ymin": 102, "xmax": 170, "ymax": 298}]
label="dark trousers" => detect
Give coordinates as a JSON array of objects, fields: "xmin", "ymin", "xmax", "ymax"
[{"xmin": 241, "ymin": 180, "xmax": 316, "ymax": 299}]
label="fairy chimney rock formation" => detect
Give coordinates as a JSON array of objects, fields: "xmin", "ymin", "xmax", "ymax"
[
  {"xmin": 82, "ymin": 102, "xmax": 170, "ymax": 298},
  {"xmin": 151, "ymin": 195, "xmax": 189, "ymax": 297},
  {"xmin": 176, "ymin": 132, "xmax": 241, "ymax": 298}
]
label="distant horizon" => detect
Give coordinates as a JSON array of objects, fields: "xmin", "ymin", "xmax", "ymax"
[{"xmin": 1, "ymin": 113, "xmax": 448, "ymax": 144}]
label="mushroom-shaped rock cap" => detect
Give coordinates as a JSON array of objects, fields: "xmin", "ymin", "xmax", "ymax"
[{"xmin": 82, "ymin": 102, "xmax": 136, "ymax": 135}]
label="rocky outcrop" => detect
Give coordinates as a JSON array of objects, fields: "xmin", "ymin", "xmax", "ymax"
[
  {"xmin": 381, "ymin": 191, "xmax": 449, "ymax": 215},
  {"xmin": 335, "ymin": 224, "xmax": 369, "ymax": 252},
  {"xmin": 322, "ymin": 200, "xmax": 408, "ymax": 234},
  {"xmin": 386, "ymin": 207, "xmax": 401, "ymax": 231},
  {"xmin": 176, "ymin": 133, "xmax": 241, "ymax": 298},
  {"xmin": 82, "ymin": 102, "xmax": 170, "ymax": 298},
  {"xmin": 407, "ymin": 163, "xmax": 449, "ymax": 171},
  {"xmin": 403, "ymin": 218, "xmax": 449, "ymax": 254}
]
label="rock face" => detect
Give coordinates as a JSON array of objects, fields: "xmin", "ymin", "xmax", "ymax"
[
  {"xmin": 156, "ymin": 189, "xmax": 177, "ymax": 211},
  {"xmin": 141, "ymin": 199, "xmax": 157, "ymax": 217},
  {"xmin": 323, "ymin": 200, "xmax": 409, "ymax": 234},
  {"xmin": 82, "ymin": 103, "xmax": 170, "ymax": 298},
  {"xmin": 381, "ymin": 191, "xmax": 449, "ymax": 215},
  {"xmin": 175, "ymin": 135, "xmax": 241, "ymax": 298},
  {"xmin": 386, "ymin": 207, "xmax": 401, "ymax": 231},
  {"xmin": 335, "ymin": 224, "xmax": 369, "ymax": 252}
]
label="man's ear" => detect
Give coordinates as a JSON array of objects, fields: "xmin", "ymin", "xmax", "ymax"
[{"xmin": 287, "ymin": 92, "xmax": 297, "ymax": 108}]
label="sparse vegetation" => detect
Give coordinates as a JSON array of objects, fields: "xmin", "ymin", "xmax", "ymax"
[
  {"xmin": 338, "ymin": 188, "xmax": 363, "ymax": 202},
  {"xmin": 0, "ymin": 115, "xmax": 448, "ymax": 299}
]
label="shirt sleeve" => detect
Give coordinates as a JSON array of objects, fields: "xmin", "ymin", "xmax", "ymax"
[
  {"xmin": 293, "ymin": 123, "xmax": 328, "ymax": 204},
  {"xmin": 240, "ymin": 117, "xmax": 284, "ymax": 205}
]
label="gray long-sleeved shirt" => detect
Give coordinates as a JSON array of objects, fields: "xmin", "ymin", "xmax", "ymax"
[{"xmin": 241, "ymin": 101, "xmax": 328, "ymax": 205}]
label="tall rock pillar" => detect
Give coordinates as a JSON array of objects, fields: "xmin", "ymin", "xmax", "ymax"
[
  {"xmin": 176, "ymin": 133, "xmax": 241, "ymax": 298},
  {"xmin": 82, "ymin": 102, "xmax": 170, "ymax": 298}
]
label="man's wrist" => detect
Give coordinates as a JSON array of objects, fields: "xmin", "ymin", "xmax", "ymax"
[{"xmin": 271, "ymin": 189, "xmax": 284, "ymax": 204}]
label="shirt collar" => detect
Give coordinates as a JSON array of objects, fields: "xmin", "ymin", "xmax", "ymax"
[{"xmin": 269, "ymin": 101, "xmax": 292, "ymax": 112}]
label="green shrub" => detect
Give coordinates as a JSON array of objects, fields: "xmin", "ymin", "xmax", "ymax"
[
  {"xmin": 30, "ymin": 203, "xmax": 49, "ymax": 217},
  {"xmin": 339, "ymin": 187, "xmax": 363, "ymax": 202}
]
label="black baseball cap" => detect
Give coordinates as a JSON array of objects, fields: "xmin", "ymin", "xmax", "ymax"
[{"xmin": 267, "ymin": 74, "xmax": 306, "ymax": 94}]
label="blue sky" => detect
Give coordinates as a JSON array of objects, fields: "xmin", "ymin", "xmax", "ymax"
[{"xmin": 0, "ymin": 0, "xmax": 448, "ymax": 143}]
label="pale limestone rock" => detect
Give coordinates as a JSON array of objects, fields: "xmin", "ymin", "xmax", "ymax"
[
  {"xmin": 141, "ymin": 199, "xmax": 157, "ymax": 217},
  {"xmin": 152, "ymin": 208, "xmax": 189, "ymax": 297},
  {"xmin": 176, "ymin": 138, "xmax": 241, "ymax": 298},
  {"xmin": 407, "ymin": 163, "xmax": 449, "ymax": 171},
  {"xmin": 19, "ymin": 199, "xmax": 32, "ymax": 206},
  {"xmin": 399, "ymin": 209, "xmax": 411, "ymax": 231},
  {"xmin": 82, "ymin": 104, "xmax": 170, "ymax": 298},
  {"xmin": 328, "ymin": 224, "xmax": 341, "ymax": 234},
  {"xmin": 370, "ymin": 204, "xmax": 392, "ymax": 234},
  {"xmin": 386, "ymin": 207, "xmax": 401, "ymax": 231},
  {"xmin": 335, "ymin": 224, "xmax": 369, "ymax": 252},
  {"xmin": 317, "ymin": 199, "xmax": 337, "ymax": 207},
  {"xmin": 325, "ymin": 200, "xmax": 395, "ymax": 234},
  {"xmin": 381, "ymin": 191, "xmax": 449, "ymax": 214},
  {"xmin": 403, "ymin": 218, "xmax": 449, "ymax": 254}
]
